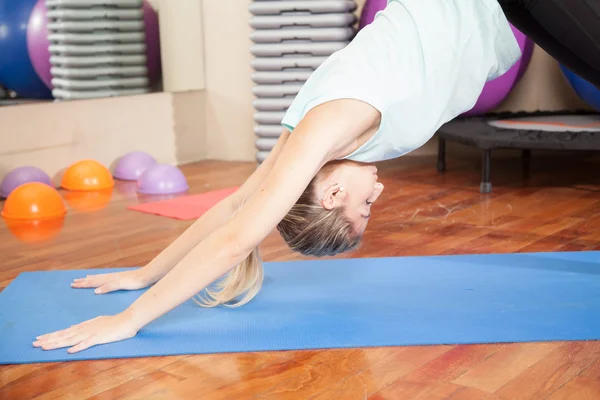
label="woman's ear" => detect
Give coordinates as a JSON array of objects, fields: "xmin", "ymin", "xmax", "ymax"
[{"xmin": 320, "ymin": 184, "xmax": 345, "ymax": 210}]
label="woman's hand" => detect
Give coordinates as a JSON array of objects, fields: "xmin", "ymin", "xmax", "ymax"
[
  {"xmin": 33, "ymin": 312, "xmax": 139, "ymax": 353},
  {"xmin": 71, "ymin": 269, "xmax": 153, "ymax": 294}
]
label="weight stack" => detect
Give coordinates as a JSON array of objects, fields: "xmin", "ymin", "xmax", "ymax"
[
  {"xmin": 249, "ymin": 0, "xmax": 357, "ymax": 163},
  {"xmin": 46, "ymin": 0, "xmax": 150, "ymax": 101}
]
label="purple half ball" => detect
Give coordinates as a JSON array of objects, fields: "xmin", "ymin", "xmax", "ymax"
[
  {"xmin": 113, "ymin": 151, "xmax": 157, "ymax": 181},
  {"xmin": 136, "ymin": 164, "xmax": 189, "ymax": 195},
  {"xmin": 1, "ymin": 166, "xmax": 52, "ymax": 198}
]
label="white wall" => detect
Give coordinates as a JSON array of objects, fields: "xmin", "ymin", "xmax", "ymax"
[
  {"xmin": 0, "ymin": 93, "xmax": 176, "ymax": 182},
  {"xmin": 0, "ymin": 0, "xmax": 593, "ymax": 181}
]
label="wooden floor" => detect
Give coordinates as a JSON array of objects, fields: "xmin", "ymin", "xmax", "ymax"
[{"xmin": 2, "ymin": 153, "xmax": 600, "ymax": 399}]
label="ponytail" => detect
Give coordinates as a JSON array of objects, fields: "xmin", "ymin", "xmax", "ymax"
[{"xmin": 194, "ymin": 246, "xmax": 264, "ymax": 308}]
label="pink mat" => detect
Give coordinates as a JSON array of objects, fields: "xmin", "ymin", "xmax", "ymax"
[{"xmin": 128, "ymin": 187, "xmax": 239, "ymax": 220}]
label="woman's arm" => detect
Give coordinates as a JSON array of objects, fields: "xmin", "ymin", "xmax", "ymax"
[
  {"xmin": 139, "ymin": 129, "xmax": 292, "ymax": 283},
  {"xmin": 124, "ymin": 99, "xmax": 380, "ymax": 329}
]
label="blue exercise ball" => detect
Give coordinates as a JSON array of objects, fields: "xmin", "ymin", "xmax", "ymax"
[
  {"xmin": 560, "ymin": 65, "xmax": 600, "ymax": 111},
  {"xmin": 0, "ymin": 0, "xmax": 52, "ymax": 99}
]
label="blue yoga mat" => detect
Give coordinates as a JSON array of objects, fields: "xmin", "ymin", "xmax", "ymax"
[{"xmin": 1, "ymin": 251, "xmax": 600, "ymax": 364}]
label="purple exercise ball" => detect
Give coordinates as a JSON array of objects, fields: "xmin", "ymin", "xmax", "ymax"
[
  {"xmin": 113, "ymin": 151, "xmax": 157, "ymax": 181},
  {"xmin": 462, "ymin": 24, "xmax": 533, "ymax": 116},
  {"xmin": 25, "ymin": 0, "xmax": 161, "ymax": 88},
  {"xmin": 358, "ymin": 0, "xmax": 533, "ymax": 116},
  {"xmin": 1, "ymin": 166, "xmax": 52, "ymax": 198},
  {"xmin": 26, "ymin": 0, "xmax": 52, "ymax": 90},
  {"xmin": 143, "ymin": 0, "xmax": 162, "ymax": 85},
  {"xmin": 358, "ymin": 0, "xmax": 387, "ymax": 29},
  {"xmin": 136, "ymin": 164, "xmax": 189, "ymax": 195}
]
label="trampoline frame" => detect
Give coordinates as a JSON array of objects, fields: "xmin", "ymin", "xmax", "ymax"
[{"xmin": 436, "ymin": 110, "xmax": 600, "ymax": 193}]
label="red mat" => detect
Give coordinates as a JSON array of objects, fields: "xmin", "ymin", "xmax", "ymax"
[{"xmin": 128, "ymin": 187, "xmax": 239, "ymax": 220}]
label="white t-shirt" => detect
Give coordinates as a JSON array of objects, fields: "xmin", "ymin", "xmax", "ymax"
[{"xmin": 281, "ymin": 0, "xmax": 522, "ymax": 162}]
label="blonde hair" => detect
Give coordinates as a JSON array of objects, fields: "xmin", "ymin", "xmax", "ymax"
[
  {"xmin": 194, "ymin": 246, "xmax": 264, "ymax": 308},
  {"xmin": 194, "ymin": 179, "xmax": 359, "ymax": 308},
  {"xmin": 194, "ymin": 203, "xmax": 264, "ymax": 308},
  {"xmin": 276, "ymin": 179, "xmax": 361, "ymax": 256}
]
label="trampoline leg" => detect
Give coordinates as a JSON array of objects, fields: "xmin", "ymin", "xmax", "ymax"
[
  {"xmin": 480, "ymin": 149, "xmax": 492, "ymax": 193},
  {"xmin": 522, "ymin": 149, "xmax": 531, "ymax": 178},
  {"xmin": 437, "ymin": 138, "xmax": 446, "ymax": 172}
]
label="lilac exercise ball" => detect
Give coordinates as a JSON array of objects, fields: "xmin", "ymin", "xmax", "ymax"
[
  {"xmin": 143, "ymin": 0, "xmax": 162, "ymax": 85},
  {"xmin": 1, "ymin": 166, "xmax": 52, "ymax": 198},
  {"xmin": 113, "ymin": 151, "xmax": 157, "ymax": 181},
  {"xmin": 26, "ymin": 0, "xmax": 52, "ymax": 90},
  {"xmin": 136, "ymin": 164, "xmax": 189, "ymax": 195}
]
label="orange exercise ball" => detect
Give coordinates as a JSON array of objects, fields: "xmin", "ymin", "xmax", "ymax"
[
  {"xmin": 61, "ymin": 159, "xmax": 114, "ymax": 191},
  {"xmin": 1, "ymin": 182, "xmax": 67, "ymax": 220}
]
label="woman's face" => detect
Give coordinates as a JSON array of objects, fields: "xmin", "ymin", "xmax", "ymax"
[{"xmin": 315, "ymin": 160, "xmax": 384, "ymax": 234}]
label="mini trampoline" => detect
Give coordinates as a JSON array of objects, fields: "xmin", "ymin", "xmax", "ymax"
[{"xmin": 436, "ymin": 110, "xmax": 600, "ymax": 193}]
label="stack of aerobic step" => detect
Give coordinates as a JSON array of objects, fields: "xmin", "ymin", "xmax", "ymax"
[
  {"xmin": 46, "ymin": 0, "xmax": 150, "ymax": 100},
  {"xmin": 249, "ymin": 0, "xmax": 357, "ymax": 163}
]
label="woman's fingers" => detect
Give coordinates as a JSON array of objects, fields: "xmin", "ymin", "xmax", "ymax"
[
  {"xmin": 34, "ymin": 320, "xmax": 98, "ymax": 350},
  {"xmin": 35, "ymin": 325, "xmax": 78, "ymax": 341},
  {"xmin": 36, "ymin": 332, "xmax": 90, "ymax": 351},
  {"xmin": 94, "ymin": 281, "xmax": 121, "ymax": 294},
  {"xmin": 71, "ymin": 274, "xmax": 104, "ymax": 288},
  {"xmin": 71, "ymin": 273, "xmax": 117, "ymax": 289},
  {"xmin": 67, "ymin": 337, "xmax": 97, "ymax": 353},
  {"xmin": 71, "ymin": 270, "xmax": 148, "ymax": 293},
  {"xmin": 34, "ymin": 314, "xmax": 138, "ymax": 354},
  {"xmin": 34, "ymin": 328, "xmax": 79, "ymax": 346}
]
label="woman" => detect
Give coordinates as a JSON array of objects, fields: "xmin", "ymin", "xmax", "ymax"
[{"xmin": 32, "ymin": 0, "xmax": 593, "ymax": 354}]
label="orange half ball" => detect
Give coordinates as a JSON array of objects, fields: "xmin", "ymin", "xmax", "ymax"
[
  {"xmin": 1, "ymin": 182, "xmax": 67, "ymax": 220},
  {"xmin": 61, "ymin": 159, "xmax": 115, "ymax": 191}
]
